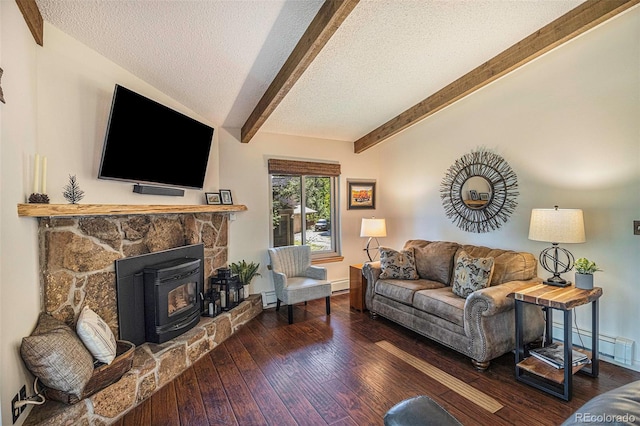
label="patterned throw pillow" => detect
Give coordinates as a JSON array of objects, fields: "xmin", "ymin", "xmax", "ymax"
[
  {"xmin": 452, "ymin": 251, "xmax": 495, "ymax": 298},
  {"xmin": 379, "ymin": 247, "xmax": 419, "ymax": 280}
]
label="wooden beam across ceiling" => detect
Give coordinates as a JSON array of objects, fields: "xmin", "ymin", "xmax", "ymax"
[
  {"xmin": 354, "ymin": 0, "xmax": 639, "ymax": 153},
  {"xmin": 16, "ymin": 0, "xmax": 44, "ymax": 46},
  {"xmin": 241, "ymin": 0, "xmax": 359, "ymax": 144}
]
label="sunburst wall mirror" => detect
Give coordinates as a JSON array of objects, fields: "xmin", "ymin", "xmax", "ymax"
[{"xmin": 440, "ymin": 148, "xmax": 519, "ymax": 233}]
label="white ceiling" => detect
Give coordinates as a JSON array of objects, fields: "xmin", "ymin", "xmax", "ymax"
[{"xmin": 36, "ymin": 0, "xmax": 585, "ymax": 143}]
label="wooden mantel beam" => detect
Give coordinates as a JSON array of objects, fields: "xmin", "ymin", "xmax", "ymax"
[
  {"xmin": 354, "ymin": 0, "xmax": 639, "ymax": 153},
  {"xmin": 16, "ymin": 0, "xmax": 44, "ymax": 46},
  {"xmin": 241, "ymin": 0, "xmax": 359, "ymax": 144}
]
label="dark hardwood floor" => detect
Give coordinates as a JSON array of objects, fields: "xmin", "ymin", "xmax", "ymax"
[{"xmin": 117, "ymin": 293, "xmax": 640, "ymax": 425}]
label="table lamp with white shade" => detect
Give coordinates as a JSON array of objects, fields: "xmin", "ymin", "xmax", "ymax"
[
  {"xmin": 528, "ymin": 206, "xmax": 585, "ymax": 287},
  {"xmin": 360, "ymin": 218, "xmax": 387, "ymax": 262}
]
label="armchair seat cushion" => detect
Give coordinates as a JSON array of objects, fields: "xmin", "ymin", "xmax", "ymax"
[{"xmin": 280, "ymin": 277, "xmax": 331, "ymax": 305}]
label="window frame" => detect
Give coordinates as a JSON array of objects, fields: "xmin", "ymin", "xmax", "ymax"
[{"xmin": 268, "ymin": 159, "xmax": 342, "ymax": 260}]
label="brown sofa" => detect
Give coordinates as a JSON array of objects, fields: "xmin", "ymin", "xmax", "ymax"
[{"xmin": 363, "ymin": 240, "xmax": 545, "ymax": 370}]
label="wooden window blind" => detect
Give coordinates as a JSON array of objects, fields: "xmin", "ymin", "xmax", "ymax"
[{"xmin": 268, "ymin": 159, "xmax": 341, "ymax": 176}]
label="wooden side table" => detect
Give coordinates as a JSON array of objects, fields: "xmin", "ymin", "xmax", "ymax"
[
  {"xmin": 508, "ymin": 283, "xmax": 602, "ymax": 401},
  {"xmin": 349, "ymin": 264, "xmax": 368, "ymax": 312}
]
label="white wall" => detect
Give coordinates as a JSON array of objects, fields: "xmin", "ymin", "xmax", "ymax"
[
  {"xmin": 36, "ymin": 25, "xmax": 220, "ymax": 205},
  {"xmin": 1, "ymin": 3, "xmax": 4, "ymax": 422},
  {"xmin": 1, "ymin": 3, "xmax": 41, "ymax": 425},
  {"xmin": 0, "ymin": 18, "xmax": 221, "ymax": 425},
  {"xmin": 218, "ymin": 128, "xmax": 381, "ymax": 296},
  {"xmin": 374, "ymin": 8, "xmax": 640, "ymax": 367}
]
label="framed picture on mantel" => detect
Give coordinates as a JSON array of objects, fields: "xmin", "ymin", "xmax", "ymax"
[
  {"xmin": 205, "ymin": 193, "xmax": 221, "ymax": 205},
  {"xmin": 220, "ymin": 189, "xmax": 233, "ymax": 205}
]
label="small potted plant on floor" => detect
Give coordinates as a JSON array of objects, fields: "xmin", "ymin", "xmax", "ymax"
[
  {"xmin": 230, "ymin": 260, "xmax": 261, "ymax": 298},
  {"xmin": 574, "ymin": 257, "xmax": 602, "ymax": 290}
]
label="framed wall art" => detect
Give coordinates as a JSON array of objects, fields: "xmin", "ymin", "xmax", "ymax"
[
  {"xmin": 440, "ymin": 148, "xmax": 519, "ymax": 233},
  {"xmin": 348, "ymin": 180, "xmax": 376, "ymax": 210}
]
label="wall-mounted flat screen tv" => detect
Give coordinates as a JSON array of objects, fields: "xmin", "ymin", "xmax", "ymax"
[{"xmin": 98, "ymin": 84, "xmax": 214, "ymax": 190}]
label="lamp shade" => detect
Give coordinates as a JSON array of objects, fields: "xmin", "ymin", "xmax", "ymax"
[
  {"xmin": 528, "ymin": 208, "xmax": 585, "ymax": 244},
  {"xmin": 360, "ymin": 218, "xmax": 387, "ymax": 238}
]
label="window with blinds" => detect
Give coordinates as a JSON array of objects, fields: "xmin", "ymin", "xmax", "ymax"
[{"xmin": 269, "ymin": 159, "xmax": 341, "ymax": 258}]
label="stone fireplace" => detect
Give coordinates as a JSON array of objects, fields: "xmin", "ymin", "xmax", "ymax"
[
  {"xmin": 39, "ymin": 213, "xmax": 227, "ymax": 333},
  {"xmin": 24, "ymin": 208, "xmax": 262, "ymax": 425}
]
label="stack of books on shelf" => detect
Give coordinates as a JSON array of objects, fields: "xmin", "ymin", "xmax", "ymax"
[{"xmin": 529, "ymin": 343, "xmax": 590, "ymax": 369}]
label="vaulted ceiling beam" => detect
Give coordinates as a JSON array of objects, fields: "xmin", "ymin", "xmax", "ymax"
[
  {"xmin": 354, "ymin": 0, "xmax": 639, "ymax": 153},
  {"xmin": 241, "ymin": 0, "xmax": 359, "ymax": 144},
  {"xmin": 16, "ymin": 0, "xmax": 44, "ymax": 46}
]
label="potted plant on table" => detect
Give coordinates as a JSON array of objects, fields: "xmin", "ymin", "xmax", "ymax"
[
  {"xmin": 574, "ymin": 257, "xmax": 602, "ymax": 290},
  {"xmin": 230, "ymin": 260, "xmax": 261, "ymax": 298}
]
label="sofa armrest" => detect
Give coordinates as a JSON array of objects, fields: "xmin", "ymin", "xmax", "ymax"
[
  {"xmin": 362, "ymin": 261, "xmax": 381, "ymax": 310},
  {"xmin": 466, "ymin": 279, "xmax": 541, "ymax": 317},
  {"xmin": 464, "ymin": 278, "xmax": 544, "ymax": 362}
]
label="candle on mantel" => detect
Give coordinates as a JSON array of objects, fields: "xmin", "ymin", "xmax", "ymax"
[
  {"xmin": 41, "ymin": 156, "xmax": 47, "ymax": 194},
  {"xmin": 33, "ymin": 154, "xmax": 40, "ymax": 194}
]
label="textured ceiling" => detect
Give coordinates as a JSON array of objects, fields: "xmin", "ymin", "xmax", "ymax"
[{"xmin": 36, "ymin": 0, "xmax": 585, "ymax": 143}]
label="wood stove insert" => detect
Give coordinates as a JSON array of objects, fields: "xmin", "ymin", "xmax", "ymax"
[{"xmin": 115, "ymin": 244, "xmax": 204, "ymax": 345}]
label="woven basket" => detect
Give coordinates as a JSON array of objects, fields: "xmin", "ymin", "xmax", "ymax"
[{"xmin": 45, "ymin": 340, "xmax": 135, "ymax": 404}]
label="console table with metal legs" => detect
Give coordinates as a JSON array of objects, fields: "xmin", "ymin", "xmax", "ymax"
[{"xmin": 509, "ymin": 283, "xmax": 602, "ymax": 401}]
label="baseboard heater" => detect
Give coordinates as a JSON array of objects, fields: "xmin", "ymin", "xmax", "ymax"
[
  {"xmin": 262, "ymin": 291, "xmax": 277, "ymax": 308},
  {"xmin": 551, "ymin": 322, "xmax": 635, "ymax": 366}
]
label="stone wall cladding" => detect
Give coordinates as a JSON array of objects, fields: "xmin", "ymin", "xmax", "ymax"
[
  {"xmin": 25, "ymin": 212, "xmax": 264, "ymax": 425},
  {"xmin": 38, "ymin": 213, "xmax": 229, "ymax": 335},
  {"xmin": 25, "ymin": 295, "xmax": 263, "ymax": 425}
]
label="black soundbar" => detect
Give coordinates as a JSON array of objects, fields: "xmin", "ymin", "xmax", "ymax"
[{"xmin": 133, "ymin": 184, "xmax": 185, "ymax": 197}]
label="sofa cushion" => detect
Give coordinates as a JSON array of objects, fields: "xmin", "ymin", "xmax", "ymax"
[
  {"xmin": 379, "ymin": 247, "xmax": 419, "ymax": 280},
  {"xmin": 459, "ymin": 245, "xmax": 536, "ymax": 285},
  {"xmin": 404, "ymin": 240, "xmax": 459, "ymax": 284},
  {"xmin": 413, "ymin": 287, "xmax": 465, "ymax": 328},
  {"xmin": 451, "ymin": 251, "xmax": 495, "ymax": 298},
  {"xmin": 375, "ymin": 279, "xmax": 445, "ymax": 305}
]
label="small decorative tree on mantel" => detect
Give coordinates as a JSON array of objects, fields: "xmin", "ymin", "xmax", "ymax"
[{"xmin": 63, "ymin": 174, "xmax": 85, "ymax": 204}]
